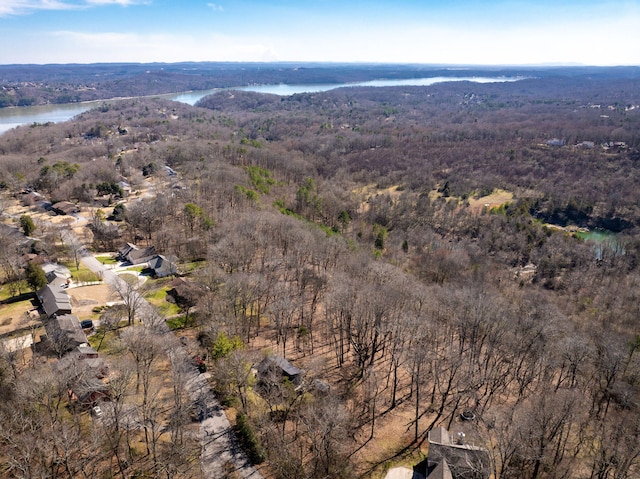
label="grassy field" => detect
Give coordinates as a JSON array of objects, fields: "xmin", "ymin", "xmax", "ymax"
[{"xmin": 144, "ymin": 280, "xmax": 180, "ymax": 317}]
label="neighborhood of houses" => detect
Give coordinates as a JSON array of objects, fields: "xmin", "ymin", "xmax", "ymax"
[
  {"xmin": 544, "ymin": 137, "xmax": 628, "ymax": 150},
  {"xmin": 34, "ymin": 261, "xmax": 110, "ymax": 408},
  {"xmin": 30, "ymin": 238, "xmax": 182, "ymax": 407},
  {"xmin": 5, "ymin": 187, "xmax": 492, "ymax": 479}
]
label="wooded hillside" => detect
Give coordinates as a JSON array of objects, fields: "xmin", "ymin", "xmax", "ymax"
[{"xmin": 1, "ymin": 70, "xmax": 640, "ymax": 479}]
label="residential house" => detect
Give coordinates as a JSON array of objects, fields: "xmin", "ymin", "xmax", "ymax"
[
  {"xmin": 43, "ymin": 314, "xmax": 87, "ymax": 354},
  {"xmin": 426, "ymin": 426, "xmax": 490, "ymax": 479},
  {"xmin": 51, "ymin": 201, "xmax": 80, "ymax": 215},
  {"xmin": 118, "ymin": 242, "xmax": 156, "ymax": 265},
  {"xmin": 54, "ymin": 344, "xmax": 109, "ymax": 379},
  {"xmin": 67, "ymin": 377, "xmax": 110, "ymax": 406},
  {"xmin": 148, "ymin": 254, "xmax": 178, "ymax": 278},
  {"xmin": 257, "ymin": 355, "xmax": 305, "ymax": 386},
  {"xmin": 37, "ymin": 284, "xmax": 72, "ymax": 317},
  {"xmin": 42, "ymin": 262, "xmax": 72, "ymax": 287},
  {"xmin": 19, "ymin": 191, "xmax": 49, "ymax": 209}
]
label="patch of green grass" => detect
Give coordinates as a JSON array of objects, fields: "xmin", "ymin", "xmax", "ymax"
[
  {"xmin": 145, "ymin": 287, "xmax": 180, "ymax": 316},
  {"xmin": 183, "ymin": 260, "xmax": 207, "ymax": 273},
  {"xmin": 117, "ymin": 272, "xmax": 139, "ymax": 283},
  {"xmin": 0, "ymin": 282, "xmax": 30, "ymax": 301},
  {"xmin": 88, "ymin": 329, "xmax": 120, "ymax": 354},
  {"xmin": 70, "ymin": 266, "xmax": 101, "ymax": 283},
  {"xmin": 144, "ymin": 288, "xmax": 166, "ymax": 302},
  {"xmin": 122, "ymin": 265, "xmax": 145, "ymax": 273},
  {"xmin": 159, "ymin": 302, "xmax": 181, "ymax": 317},
  {"xmin": 96, "ymin": 255, "xmax": 118, "ymax": 265},
  {"xmin": 166, "ymin": 315, "xmax": 187, "ymax": 330}
]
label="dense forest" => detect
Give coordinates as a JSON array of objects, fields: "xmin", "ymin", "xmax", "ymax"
[{"xmin": 1, "ymin": 67, "xmax": 640, "ymax": 479}]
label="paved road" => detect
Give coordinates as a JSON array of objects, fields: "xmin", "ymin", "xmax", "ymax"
[{"xmin": 62, "ymin": 230, "xmax": 264, "ymax": 479}]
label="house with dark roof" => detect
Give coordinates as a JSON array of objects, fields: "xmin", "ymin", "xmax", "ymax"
[
  {"xmin": 37, "ymin": 284, "xmax": 72, "ymax": 317},
  {"xmin": 257, "ymin": 355, "xmax": 305, "ymax": 385},
  {"xmin": 426, "ymin": 426, "xmax": 490, "ymax": 479},
  {"xmin": 118, "ymin": 242, "xmax": 156, "ymax": 265},
  {"xmin": 51, "ymin": 201, "xmax": 80, "ymax": 215},
  {"xmin": 148, "ymin": 254, "xmax": 178, "ymax": 278},
  {"xmin": 67, "ymin": 377, "xmax": 110, "ymax": 406},
  {"xmin": 42, "ymin": 262, "xmax": 72, "ymax": 287},
  {"xmin": 20, "ymin": 191, "xmax": 49, "ymax": 208},
  {"xmin": 54, "ymin": 344, "xmax": 109, "ymax": 379},
  {"xmin": 43, "ymin": 314, "xmax": 88, "ymax": 354}
]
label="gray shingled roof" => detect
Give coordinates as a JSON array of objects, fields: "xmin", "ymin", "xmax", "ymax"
[
  {"xmin": 148, "ymin": 254, "xmax": 178, "ymax": 277},
  {"xmin": 46, "ymin": 314, "xmax": 87, "ymax": 348},
  {"xmin": 37, "ymin": 284, "xmax": 72, "ymax": 317},
  {"xmin": 258, "ymin": 355, "xmax": 304, "ymax": 378}
]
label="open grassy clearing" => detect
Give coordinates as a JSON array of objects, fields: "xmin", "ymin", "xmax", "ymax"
[{"xmin": 467, "ymin": 188, "xmax": 514, "ymax": 213}]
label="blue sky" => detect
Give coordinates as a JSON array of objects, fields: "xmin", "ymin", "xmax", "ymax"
[{"xmin": 1, "ymin": 0, "xmax": 639, "ymax": 65}]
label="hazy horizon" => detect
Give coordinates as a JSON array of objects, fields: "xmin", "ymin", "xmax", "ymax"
[{"xmin": 1, "ymin": 1, "xmax": 639, "ymax": 67}]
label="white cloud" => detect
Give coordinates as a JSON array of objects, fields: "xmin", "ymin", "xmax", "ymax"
[
  {"xmin": 0, "ymin": 0, "xmax": 148, "ymax": 16},
  {"xmin": 207, "ymin": 3, "xmax": 223, "ymax": 12},
  {"xmin": 85, "ymin": 0, "xmax": 149, "ymax": 5},
  {"xmin": 0, "ymin": 1, "xmax": 77, "ymax": 16},
  {"xmin": 28, "ymin": 30, "xmax": 278, "ymax": 63}
]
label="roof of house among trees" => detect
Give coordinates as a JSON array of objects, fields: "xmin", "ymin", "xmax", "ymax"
[
  {"xmin": 257, "ymin": 355, "xmax": 305, "ymax": 380},
  {"xmin": 44, "ymin": 314, "xmax": 88, "ymax": 353},
  {"xmin": 426, "ymin": 427, "xmax": 490, "ymax": 479}
]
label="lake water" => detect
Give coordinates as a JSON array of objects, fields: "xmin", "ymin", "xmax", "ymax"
[
  {"xmin": 575, "ymin": 229, "xmax": 622, "ymax": 260},
  {"xmin": 0, "ymin": 76, "xmax": 523, "ymax": 136}
]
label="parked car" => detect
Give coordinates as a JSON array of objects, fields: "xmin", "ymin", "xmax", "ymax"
[
  {"xmin": 91, "ymin": 405, "xmax": 103, "ymax": 419},
  {"xmin": 81, "ymin": 320, "xmax": 94, "ymax": 329}
]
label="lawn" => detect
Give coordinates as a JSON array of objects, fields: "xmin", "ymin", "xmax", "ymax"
[
  {"xmin": 121, "ymin": 265, "xmax": 146, "ymax": 273},
  {"xmin": 61, "ymin": 261, "xmax": 102, "ymax": 283},
  {"xmin": 96, "ymin": 255, "xmax": 118, "ymax": 265},
  {"xmin": 0, "ymin": 281, "xmax": 30, "ymax": 302},
  {"xmin": 72, "ymin": 268, "xmax": 101, "ymax": 283},
  {"xmin": 145, "ymin": 286, "xmax": 181, "ymax": 317}
]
